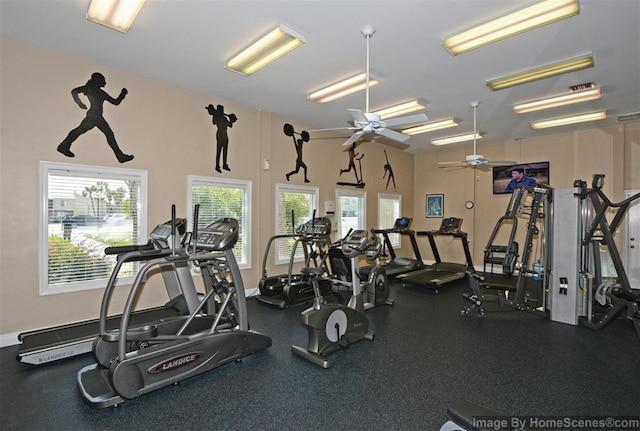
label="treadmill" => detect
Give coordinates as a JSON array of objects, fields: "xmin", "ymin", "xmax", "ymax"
[
  {"xmin": 17, "ymin": 216, "xmax": 194, "ymax": 365},
  {"xmin": 373, "ymin": 217, "xmax": 424, "ymax": 278},
  {"xmin": 397, "ymin": 217, "xmax": 473, "ymax": 290}
]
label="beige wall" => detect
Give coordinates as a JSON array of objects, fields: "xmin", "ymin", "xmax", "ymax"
[
  {"xmin": 413, "ymin": 124, "xmax": 640, "ymax": 265},
  {"xmin": 1, "ymin": 39, "xmax": 638, "ymax": 340},
  {"xmin": 0, "ymin": 40, "xmax": 416, "ymax": 338}
]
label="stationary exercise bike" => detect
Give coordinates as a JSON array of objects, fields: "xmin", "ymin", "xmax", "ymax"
[{"xmin": 291, "ymin": 229, "xmax": 378, "ymax": 368}]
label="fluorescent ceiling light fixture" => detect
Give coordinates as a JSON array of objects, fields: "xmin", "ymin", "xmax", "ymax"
[
  {"xmin": 487, "ymin": 53, "xmax": 594, "ymax": 91},
  {"xmin": 431, "ymin": 132, "xmax": 483, "ymax": 146},
  {"xmin": 225, "ymin": 25, "xmax": 305, "ymax": 76},
  {"xmin": 531, "ymin": 110, "xmax": 606, "ymax": 129},
  {"xmin": 442, "ymin": 0, "xmax": 580, "ymax": 55},
  {"xmin": 403, "ymin": 119, "xmax": 459, "ymax": 136},
  {"xmin": 86, "ymin": 0, "xmax": 147, "ymax": 33},
  {"xmin": 513, "ymin": 87, "xmax": 602, "ymax": 113},
  {"xmin": 373, "ymin": 99, "xmax": 426, "ymax": 119},
  {"xmin": 308, "ymin": 73, "xmax": 380, "ymax": 104}
]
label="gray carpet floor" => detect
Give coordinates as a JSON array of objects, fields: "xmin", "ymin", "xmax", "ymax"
[{"xmin": 1, "ymin": 279, "xmax": 639, "ymax": 430}]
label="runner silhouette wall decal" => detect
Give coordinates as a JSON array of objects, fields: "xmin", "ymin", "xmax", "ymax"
[
  {"xmin": 57, "ymin": 72, "xmax": 134, "ymax": 163},
  {"xmin": 206, "ymin": 104, "xmax": 237, "ymax": 173},
  {"xmin": 283, "ymin": 123, "xmax": 310, "ymax": 182},
  {"xmin": 337, "ymin": 142, "xmax": 365, "ymax": 188}
]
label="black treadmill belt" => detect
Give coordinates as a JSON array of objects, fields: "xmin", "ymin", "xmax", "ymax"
[
  {"xmin": 479, "ymin": 273, "xmax": 542, "ymax": 291},
  {"xmin": 19, "ymin": 306, "xmax": 180, "ymax": 353}
]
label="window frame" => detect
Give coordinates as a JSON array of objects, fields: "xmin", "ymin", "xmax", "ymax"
[
  {"xmin": 274, "ymin": 183, "xmax": 319, "ymax": 265},
  {"xmin": 39, "ymin": 161, "xmax": 148, "ymax": 296},
  {"xmin": 336, "ymin": 188, "xmax": 367, "ymax": 239},
  {"xmin": 187, "ymin": 175, "xmax": 252, "ymax": 270},
  {"xmin": 378, "ymin": 192, "xmax": 402, "ymax": 248}
]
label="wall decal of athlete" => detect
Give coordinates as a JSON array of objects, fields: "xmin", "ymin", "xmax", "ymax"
[
  {"xmin": 283, "ymin": 123, "xmax": 310, "ymax": 182},
  {"xmin": 57, "ymin": 72, "xmax": 134, "ymax": 163},
  {"xmin": 337, "ymin": 143, "xmax": 365, "ymax": 188},
  {"xmin": 383, "ymin": 150, "xmax": 396, "ymax": 191},
  {"xmin": 206, "ymin": 104, "xmax": 237, "ymax": 173}
]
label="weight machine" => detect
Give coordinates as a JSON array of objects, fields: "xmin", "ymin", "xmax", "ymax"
[
  {"xmin": 463, "ymin": 184, "xmax": 552, "ymax": 316},
  {"xmin": 555, "ymin": 175, "xmax": 640, "ymax": 339}
]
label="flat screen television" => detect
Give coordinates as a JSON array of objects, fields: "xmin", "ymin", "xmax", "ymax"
[{"xmin": 492, "ymin": 161, "xmax": 550, "ymax": 194}]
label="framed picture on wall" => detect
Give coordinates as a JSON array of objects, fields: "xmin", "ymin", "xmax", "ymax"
[{"xmin": 426, "ymin": 194, "xmax": 444, "ymax": 218}]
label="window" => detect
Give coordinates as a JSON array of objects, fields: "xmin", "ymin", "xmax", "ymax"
[
  {"xmin": 275, "ymin": 183, "xmax": 318, "ymax": 265},
  {"xmin": 40, "ymin": 162, "xmax": 147, "ymax": 295},
  {"xmin": 188, "ymin": 176, "xmax": 252, "ymax": 269},
  {"xmin": 379, "ymin": 193, "xmax": 402, "ymax": 247},
  {"xmin": 336, "ymin": 189, "xmax": 366, "ymax": 239}
]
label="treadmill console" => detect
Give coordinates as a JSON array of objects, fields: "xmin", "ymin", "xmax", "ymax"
[
  {"xmin": 439, "ymin": 217, "xmax": 463, "ymax": 234},
  {"xmin": 391, "ymin": 217, "xmax": 413, "ymax": 232},
  {"xmin": 296, "ymin": 217, "xmax": 332, "ymax": 236},
  {"xmin": 195, "ymin": 218, "xmax": 239, "ymax": 251},
  {"xmin": 150, "ymin": 218, "xmax": 187, "ymax": 242}
]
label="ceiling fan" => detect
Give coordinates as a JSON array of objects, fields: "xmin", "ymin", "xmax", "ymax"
[
  {"xmin": 313, "ymin": 25, "xmax": 428, "ymax": 147},
  {"xmin": 438, "ymin": 101, "xmax": 517, "ymax": 169}
]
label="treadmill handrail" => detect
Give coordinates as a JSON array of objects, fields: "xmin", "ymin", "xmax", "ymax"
[
  {"xmin": 116, "ymin": 248, "xmax": 238, "ymax": 360},
  {"xmin": 98, "ymin": 248, "xmax": 175, "ymax": 334}
]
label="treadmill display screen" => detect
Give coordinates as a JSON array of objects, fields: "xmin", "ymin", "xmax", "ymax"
[
  {"xmin": 439, "ymin": 217, "xmax": 462, "ymax": 233},
  {"xmin": 393, "ymin": 217, "xmax": 413, "ymax": 230}
]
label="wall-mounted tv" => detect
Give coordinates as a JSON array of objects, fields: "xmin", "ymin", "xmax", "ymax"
[{"xmin": 492, "ymin": 161, "xmax": 550, "ymax": 194}]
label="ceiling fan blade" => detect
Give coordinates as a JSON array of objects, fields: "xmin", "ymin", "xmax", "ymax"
[
  {"xmin": 343, "ymin": 130, "xmax": 365, "ymax": 146},
  {"xmin": 383, "ymin": 113, "xmax": 428, "ymax": 128},
  {"xmin": 374, "ymin": 127, "xmax": 410, "ymax": 142},
  {"xmin": 348, "ymin": 108, "xmax": 369, "ymax": 124}
]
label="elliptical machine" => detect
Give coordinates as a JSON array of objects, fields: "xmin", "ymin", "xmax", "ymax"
[
  {"xmin": 291, "ymin": 229, "xmax": 378, "ymax": 368},
  {"xmin": 328, "ymin": 229, "xmax": 392, "ymax": 309}
]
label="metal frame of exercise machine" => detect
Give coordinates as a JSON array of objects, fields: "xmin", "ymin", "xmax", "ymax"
[
  {"xmin": 327, "ymin": 228, "xmax": 393, "ymax": 309},
  {"xmin": 553, "ymin": 175, "xmax": 640, "ymax": 340},
  {"xmin": 77, "ymin": 213, "xmax": 271, "ymax": 408},
  {"xmin": 397, "ymin": 217, "xmax": 473, "ymax": 291},
  {"xmin": 463, "ymin": 184, "xmax": 552, "ymax": 316},
  {"xmin": 373, "ymin": 217, "xmax": 424, "ymax": 278},
  {"xmin": 257, "ymin": 214, "xmax": 335, "ymax": 307},
  {"xmin": 17, "ymin": 210, "xmax": 192, "ymax": 365},
  {"xmin": 291, "ymin": 229, "xmax": 379, "ymax": 368}
]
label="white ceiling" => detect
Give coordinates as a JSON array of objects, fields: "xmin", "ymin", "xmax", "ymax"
[{"xmin": 2, "ymin": 0, "xmax": 639, "ymax": 153}]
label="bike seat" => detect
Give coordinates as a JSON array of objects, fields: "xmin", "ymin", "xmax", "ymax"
[{"xmin": 300, "ymin": 267, "xmax": 324, "ymax": 277}]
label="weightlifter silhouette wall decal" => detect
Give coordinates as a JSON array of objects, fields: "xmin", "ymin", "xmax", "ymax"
[
  {"xmin": 57, "ymin": 72, "xmax": 134, "ymax": 163},
  {"xmin": 206, "ymin": 104, "xmax": 237, "ymax": 173},
  {"xmin": 283, "ymin": 123, "xmax": 310, "ymax": 182}
]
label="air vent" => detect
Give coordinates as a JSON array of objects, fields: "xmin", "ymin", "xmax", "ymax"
[
  {"xmin": 617, "ymin": 111, "xmax": 640, "ymax": 122},
  {"xmin": 569, "ymin": 82, "xmax": 595, "ymax": 92}
]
